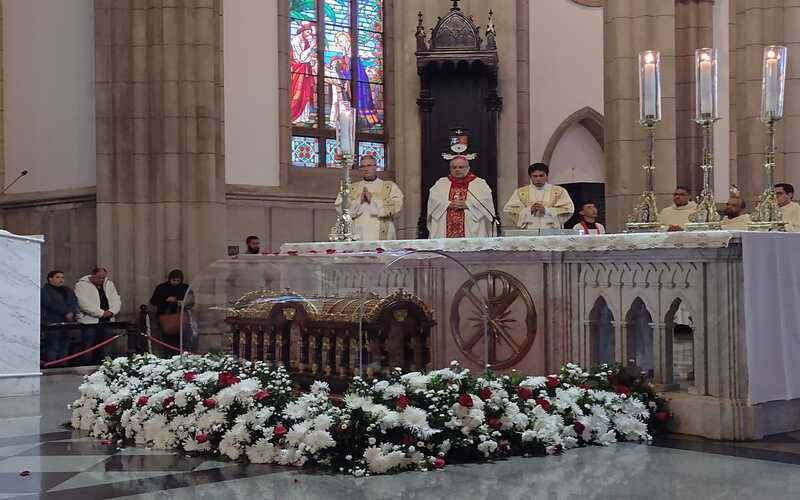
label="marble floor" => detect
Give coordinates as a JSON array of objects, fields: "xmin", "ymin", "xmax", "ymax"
[{"xmin": 0, "ymin": 373, "xmax": 799, "ymax": 500}]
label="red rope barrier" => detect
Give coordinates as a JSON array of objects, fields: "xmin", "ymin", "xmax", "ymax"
[
  {"xmin": 42, "ymin": 334, "xmax": 123, "ymax": 368},
  {"xmin": 141, "ymin": 333, "xmax": 185, "ymax": 353}
]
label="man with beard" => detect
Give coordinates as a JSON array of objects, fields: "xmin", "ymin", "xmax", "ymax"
[{"xmin": 659, "ymin": 186, "xmax": 697, "ymax": 231}]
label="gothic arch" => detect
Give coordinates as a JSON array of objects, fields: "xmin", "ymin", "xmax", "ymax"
[
  {"xmin": 624, "ymin": 297, "xmax": 654, "ymax": 377},
  {"xmin": 589, "ymin": 296, "xmax": 615, "ymax": 365},
  {"xmin": 542, "ymin": 106, "xmax": 604, "ymax": 166}
]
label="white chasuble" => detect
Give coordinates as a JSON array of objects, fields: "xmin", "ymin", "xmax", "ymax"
[
  {"xmin": 335, "ymin": 178, "xmax": 403, "ymax": 241},
  {"xmin": 502, "ymin": 183, "xmax": 575, "ymax": 229}
]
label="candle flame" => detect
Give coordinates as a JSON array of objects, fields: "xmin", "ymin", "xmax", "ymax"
[
  {"xmin": 767, "ymin": 49, "xmax": 777, "ymax": 60},
  {"xmin": 644, "ymin": 52, "xmax": 655, "ymax": 64},
  {"xmin": 700, "ymin": 52, "xmax": 712, "ymax": 62}
]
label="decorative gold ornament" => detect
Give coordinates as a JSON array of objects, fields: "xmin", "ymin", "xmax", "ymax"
[{"xmin": 450, "ymin": 270, "xmax": 536, "ymax": 369}]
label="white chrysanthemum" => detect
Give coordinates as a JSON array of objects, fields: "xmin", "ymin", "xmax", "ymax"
[
  {"xmin": 304, "ymin": 429, "xmax": 336, "ymax": 453},
  {"xmin": 406, "ymin": 375, "xmax": 431, "ymax": 390},
  {"xmin": 383, "ymin": 383, "xmax": 406, "ymax": 399},
  {"xmin": 477, "ymin": 440, "xmax": 497, "ymax": 457},
  {"xmin": 312, "ymin": 414, "xmax": 333, "ymax": 431},
  {"xmin": 310, "ymin": 381, "xmax": 330, "ymax": 395},
  {"xmin": 246, "ymin": 438, "xmax": 277, "ymax": 463},
  {"xmin": 519, "ymin": 376, "xmax": 547, "ymax": 389},
  {"xmin": 183, "ymin": 436, "xmax": 211, "ymax": 452},
  {"xmin": 343, "ymin": 394, "xmax": 371, "ymax": 411},
  {"xmin": 218, "ymin": 432, "xmax": 242, "ymax": 460},
  {"xmin": 194, "ymin": 371, "xmax": 219, "ymax": 384},
  {"xmin": 379, "ymin": 410, "xmax": 402, "ymax": 430}
]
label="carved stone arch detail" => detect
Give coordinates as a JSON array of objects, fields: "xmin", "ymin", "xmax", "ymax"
[
  {"xmin": 542, "ymin": 106, "xmax": 605, "ymax": 166},
  {"xmin": 664, "ymin": 294, "xmax": 696, "ymax": 325},
  {"xmin": 624, "ymin": 296, "xmax": 656, "ymax": 322},
  {"xmin": 587, "ymin": 293, "xmax": 619, "ymax": 323}
]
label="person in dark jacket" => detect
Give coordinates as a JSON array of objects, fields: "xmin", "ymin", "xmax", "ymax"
[
  {"xmin": 148, "ymin": 269, "xmax": 197, "ymax": 355},
  {"xmin": 41, "ymin": 270, "xmax": 81, "ymax": 362}
]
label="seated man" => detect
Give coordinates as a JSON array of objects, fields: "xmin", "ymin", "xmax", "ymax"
[
  {"xmin": 75, "ymin": 267, "xmax": 122, "ymax": 363},
  {"xmin": 571, "ymin": 202, "xmax": 606, "ymax": 234},
  {"xmin": 427, "ymin": 156, "xmax": 495, "ymax": 238},
  {"xmin": 503, "ymin": 163, "xmax": 574, "ymax": 229},
  {"xmin": 775, "ymin": 183, "xmax": 800, "ymax": 232},
  {"xmin": 659, "ymin": 186, "xmax": 697, "ymax": 231},
  {"xmin": 335, "ymin": 154, "xmax": 403, "ymax": 241},
  {"xmin": 720, "ymin": 189, "xmax": 751, "ymax": 230}
]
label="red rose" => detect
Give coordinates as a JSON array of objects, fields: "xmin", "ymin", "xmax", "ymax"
[
  {"xmin": 254, "ymin": 389, "xmax": 270, "ymax": 401},
  {"xmin": 287, "ymin": 251, "xmax": 299, "ymax": 256},
  {"xmin": 478, "ymin": 387, "xmax": 493, "ymax": 400},
  {"xmin": 517, "ymin": 387, "xmax": 533, "ymax": 400},
  {"xmin": 579, "ymin": 383, "xmax": 590, "ymax": 390},
  {"xmin": 546, "ymin": 376, "xmax": 560, "ymax": 390},
  {"xmin": 183, "ymin": 371, "xmax": 196, "ymax": 382},
  {"xmin": 104, "ymin": 403, "xmax": 118, "ymax": 414},
  {"xmin": 202, "ymin": 398, "xmax": 217, "ymax": 408},
  {"xmin": 655, "ymin": 410, "xmax": 670, "ymax": 423},
  {"xmin": 375, "ymin": 248, "xmax": 385, "ymax": 253},
  {"xmin": 434, "ymin": 457, "xmax": 446, "ymax": 469},
  {"xmin": 457, "ymin": 393, "xmax": 473, "ymax": 408},
  {"xmin": 402, "ymin": 434, "xmax": 415, "ymax": 446},
  {"xmin": 137, "ymin": 395, "xmax": 149, "ymax": 407},
  {"xmin": 162, "ymin": 396, "xmax": 175, "ymax": 408},
  {"xmin": 535, "ymin": 398, "xmax": 551, "ymax": 412},
  {"xmin": 218, "ymin": 372, "xmax": 240, "ymax": 387},
  {"xmin": 19, "ymin": 470, "xmax": 30, "ymax": 477},
  {"xmin": 195, "ymin": 432, "xmax": 208, "ymax": 443},
  {"xmin": 274, "ymin": 424, "xmax": 288, "ymax": 438},
  {"xmin": 326, "ymin": 249, "xmax": 336, "ymax": 254},
  {"xmin": 499, "ymin": 439, "xmax": 510, "ymax": 451},
  {"xmin": 573, "ymin": 422, "xmax": 586, "ymax": 435},
  {"xmin": 614, "ymin": 385, "xmax": 631, "ymax": 397},
  {"xmin": 403, "ymin": 247, "xmax": 417, "ymax": 252},
  {"xmin": 488, "ymin": 417, "xmax": 503, "ymax": 430},
  {"xmin": 396, "ymin": 395, "xmax": 410, "ymax": 410}
]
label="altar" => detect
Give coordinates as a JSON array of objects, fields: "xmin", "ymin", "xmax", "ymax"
[{"xmin": 202, "ymin": 231, "xmax": 800, "ymax": 440}]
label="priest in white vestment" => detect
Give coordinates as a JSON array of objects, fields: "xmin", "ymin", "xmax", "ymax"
[
  {"xmin": 335, "ymin": 155, "xmax": 403, "ymax": 241},
  {"xmin": 503, "ymin": 163, "xmax": 574, "ymax": 229},
  {"xmin": 776, "ymin": 183, "xmax": 800, "ymax": 232},
  {"xmin": 720, "ymin": 194, "xmax": 751, "ymax": 230},
  {"xmin": 427, "ymin": 156, "xmax": 495, "ymax": 238},
  {"xmin": 571, "ymin": 202, "xmax": 606, "ymax": 234},
  {"xmin": 659, "ymin": 186, "xmax": 697, "ymax": 231}
]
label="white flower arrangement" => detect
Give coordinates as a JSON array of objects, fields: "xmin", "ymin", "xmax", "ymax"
[{"xmin": 70, "ymin": 355, "xmax": 661, "ymax": 476}]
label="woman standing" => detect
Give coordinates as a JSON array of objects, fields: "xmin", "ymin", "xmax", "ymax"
[{"xmin": 41, "ymin": 270, "xmax": 81, "ymax": 363}]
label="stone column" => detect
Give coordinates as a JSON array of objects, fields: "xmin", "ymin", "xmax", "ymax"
[
  {"xmin": 95, "ymin": 0, "xmax": 226, "ymax": 315},
  {"xmin": 675, "ymin": 0, "xmax": 714, "ymax": 194},
  {"xmin": 604, "ymin": 1, "xmax": 677, "ymax": 231},
  {"xmin": 734, "ymin": 0, "xmax": 800, "ymax": 205}
]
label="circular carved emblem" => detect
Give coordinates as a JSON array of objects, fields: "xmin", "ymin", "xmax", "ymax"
[{"xmin": 450, "ymin": 270, "xmax": 537, "ymax": 369}]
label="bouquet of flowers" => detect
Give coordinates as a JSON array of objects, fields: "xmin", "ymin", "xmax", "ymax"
[{"xmin": 70, "ymin": 355, "xmax": 664, "ymax": 476}]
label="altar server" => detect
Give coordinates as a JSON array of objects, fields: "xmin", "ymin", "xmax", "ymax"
[
  {"xmin": 503, "ymin": 163, "xmax": 574, "ymax": 229},
  {"xmin": 775, "ymin": 183, "xmax": 800, "ymax": 232},
  {"xmin": 427, "ymin": 156, "xmax": 495, "ymax": 238},
  {"xmin": 335, "ymin": 154, "xmax": 403, "ymax": 241},
  {"xmin": 659, "ymin": 186, "xmax": 697, "ymax": 231},
  {"xmin": 571, "ymin": 202, "xmax": 606, "ymax": 234}
]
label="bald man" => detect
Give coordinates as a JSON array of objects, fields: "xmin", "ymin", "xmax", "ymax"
[{"xmin": 427, "ymin": 156, "xmax": 495, "ymax": 238}]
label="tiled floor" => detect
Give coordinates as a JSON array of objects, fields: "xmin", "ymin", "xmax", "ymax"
[{"xmin": 0, "ymin": 373, "xmax": 799, "ymax": 499}]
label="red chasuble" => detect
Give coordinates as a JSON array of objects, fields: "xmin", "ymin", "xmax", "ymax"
[{"xmin": 445, "ymin": 173, "xmax": 477, "ymax": 238}]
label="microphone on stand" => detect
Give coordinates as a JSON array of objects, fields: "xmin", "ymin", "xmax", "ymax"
[
  {"xmin": 466, "ymin": 187, "xmax": 503, "ymax": 237},
  {"xmin": 0, "ymin": 170, "xmax": 29, "ymax": 195}
]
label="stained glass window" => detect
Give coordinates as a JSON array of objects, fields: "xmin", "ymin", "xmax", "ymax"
[
  {"xmin": 289, "ymin": 0, "xmax": 386, "ymax": 169},
  {"xmin": 358, "ymin": 141, "xmax": 386, "ymax": 170},
  {"xmin": 291, "ymin": 136, "xmax": 319, "ymax": 168}
]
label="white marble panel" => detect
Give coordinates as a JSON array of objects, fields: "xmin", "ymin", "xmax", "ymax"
[{"xmin": 0, "ymin": 230, "xmax": 43, "ymax": 396}]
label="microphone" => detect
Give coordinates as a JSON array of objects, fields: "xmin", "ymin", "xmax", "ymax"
[
  {"xmin": 0, "ymin": 170, "xmax": 28, "ymax": 195},
  {"xmin": 466, "ymin": 187, "xmax": 503, "ymax": 237}
]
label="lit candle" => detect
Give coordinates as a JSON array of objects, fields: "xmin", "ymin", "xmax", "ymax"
[
  {"xmin": 336, "ymin": 101, "xmax": 356, "ymax": 158},
  {"xmin": 698, "ymin": 52, "xmax": 714, "ymax": 116},
  {"xmin": 764, "ymin": 49, "xmax": 779, "ymax": 117},
  {"xmin": 643, "ymin": 54, "xmax": 657, "ymax": 118}
]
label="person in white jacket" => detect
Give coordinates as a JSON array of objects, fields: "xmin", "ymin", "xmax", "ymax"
[{"xmin": 74, "ymin": 267, "xmax": 122, "ymax": 363}]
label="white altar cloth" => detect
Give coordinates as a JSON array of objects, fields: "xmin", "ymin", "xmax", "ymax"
[
  {"xmin": 280, "ymin": 231, "xmax": 735, "ymax": 255},
  {"xmin": 742, "ymin": 232, "xmax": 800, "ymax": 404}
]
